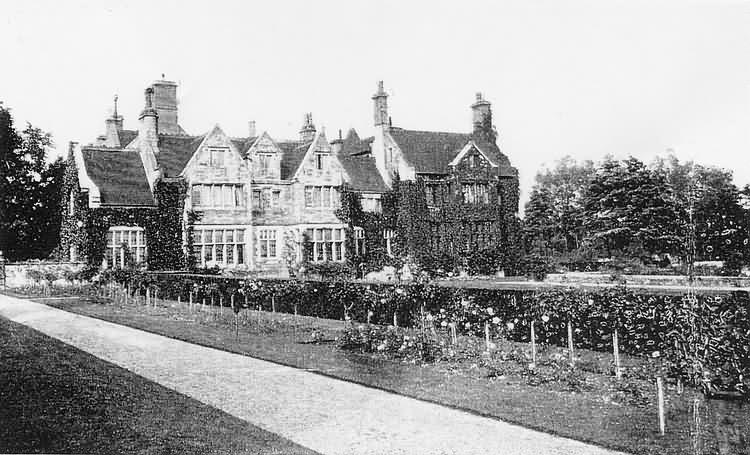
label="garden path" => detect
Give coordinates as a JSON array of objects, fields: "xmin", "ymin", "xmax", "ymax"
[{"xmin": 0, "ymin": 295, "xmax": 628, "ymax": 455}]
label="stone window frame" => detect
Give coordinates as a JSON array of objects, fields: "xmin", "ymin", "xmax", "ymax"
[
  {"xmin": 104, "ymin": 226, "xmax": 146, "ymax": 269},
  {"xmin": 354, "ymin": 227, "xmax": 366, "ymax": 256},
  {"xmin": 257, "ymin": 228, "xmax": 278, "ymax": 259},
  {"xmin": 192, "ymin": 227, "xmax": 245, "ymax": 268},
  {"xmin": 306, "ymin": 227, "xmax": 346, "ymax": 262}
]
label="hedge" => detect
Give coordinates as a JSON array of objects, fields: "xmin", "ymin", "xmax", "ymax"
[{"xmin": 103, "ymin": 271, "xmax": 749, "ymax": 392}]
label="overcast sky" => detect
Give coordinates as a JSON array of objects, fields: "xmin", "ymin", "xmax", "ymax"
[{"xmin": 3, "ymin": 0, "xmax": 750, "ymax": 211}]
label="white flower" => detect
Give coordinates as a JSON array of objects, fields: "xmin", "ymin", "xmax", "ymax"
[
  {"xmin": 441, "ymin": 321, "xmax": 448, "ymax": 327},
  {"xmin": 492, "ymin": 316, "xmax": 501, "ymax": 324},
  {"xmin": 426, "ymin": 314, "xmax": 434, "ymax": 321},
  {"xmin": 506, "ymin": 322, "xmax": 515, "ymax": 331},
  {"xmin": 486, "ymin": 307, "xmax": 495, "ymax": 315},
  {"xmin": 541, "ymin": 315, "xmax": 550, "ymax": 323},
  {"xmin": 367, "ymin": 310, "xmax": 374, "ymax": 317},
  {"xmin": 488, "ymin": 342, "xmax": 497, "ymax": 350},
  {"xmin": 440, "ymin": 308, "xmax": 446, "ymax": 313},
  {"xmin": 465, "ymin": 322, "xmax": 472, "ymax": 329},
  {"xmin": 652, "ymin": 351, "xmax": 661, "ymax": 358}
]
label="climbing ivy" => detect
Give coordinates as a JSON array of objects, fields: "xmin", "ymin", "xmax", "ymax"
[
  {"xmin": 59, "ymin": 151, "xmax": 196, "ymax": 270},
  {"xmin": 337, "ymin": 172, "xmax": 522, "ymax": 277}
]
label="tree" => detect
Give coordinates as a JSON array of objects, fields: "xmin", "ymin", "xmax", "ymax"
[
  {"xmin": 522, "ymin": 186, "xmax": 555, "ymax": 255},
  {"xmin": 653, "ymin": 155, "xmax": 749, "ymax": 271},
  {"xmin": 0, "ymin": 104, "xmax": 64, "ymax": 261},
  {"xmin": 582, "ymin": 157, "xmax": 682, "ymax": 259},
  {"xmin": 524, "ymin": 156, "xmax": 594, "ymax": 256}
]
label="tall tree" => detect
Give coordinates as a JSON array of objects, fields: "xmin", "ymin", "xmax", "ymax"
[
  {"xmin": 525, "ymin": 156, "xmax": 594, "ymax": 255},
  {"xmin": 0, "ymin": 104, "xmax": 63, "ymax": 261},
  {"xmin": 582, "ymin": 157, "xmax": 682, "ymax": 259}
]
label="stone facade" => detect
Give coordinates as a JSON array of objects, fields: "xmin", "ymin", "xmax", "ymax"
[{"xmin": 68, "ymin": 78, "xmax": 517, "ymax": 275}]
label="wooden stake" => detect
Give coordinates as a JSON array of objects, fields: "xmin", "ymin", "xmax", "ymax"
[
  {"xmin": 393, "ymin": 311, "xmax": 398, "ymax": 327},
  {"xmin": 189, "ymin": 292, "xmax": 193, "ymax": 312},
  {"xmin": 178, "ymin": 295, "xmax": 181, "ymax": 306},
  {"xmin": 450, "ymin": 323, "xmax": 457, "ymax": 345},
  {"xmin": 692, "ymin": 397, "xmax": 701, "ymax": 455},
  {"xmin": 530, "ymin": 321, "xmax": 537, "ymax": 366},
  {"xmin": 567, "ymin": 321, "xmax": 575, "ymax": 366},
  {"xmin": 613, "ymin": 329, "xmax": 622, "ymax": 379},
  {"xmin": 146, "ymin": 288, "xmax": 151, "ymax": 307},
  {"xmin": 485, "ymin": 322, "xmax": 491, "ymax": 350},
  {"xmin": 657, "ymin": 377, "xmax": 666, "ymax": 436},
  {"xmin": 271, "ymin": 294, "xmax": 276, "ymax": 313}
]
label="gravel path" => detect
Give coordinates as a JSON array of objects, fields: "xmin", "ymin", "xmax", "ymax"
[{"xmin": 0, "ymin": 295, "xmax": 628, "ymax": 455}]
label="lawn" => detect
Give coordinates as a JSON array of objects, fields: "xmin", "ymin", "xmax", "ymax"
[
  {"xmin": 0, "ymin": 314, "xmax": 319, "ymax": 455},
  {"xmin": 10, "ymin": 289, "xmax": 750, "ymax": 455}
]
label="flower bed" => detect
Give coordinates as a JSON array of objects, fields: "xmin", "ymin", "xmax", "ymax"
[{"xmin": 98, "ymin": 271, "xmax": 750, "ymax": 394}]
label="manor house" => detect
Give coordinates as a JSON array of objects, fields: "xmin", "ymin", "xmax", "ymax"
[{"xmin": 62, "ymin": 79, "xmax": 517, "ymax": 275}]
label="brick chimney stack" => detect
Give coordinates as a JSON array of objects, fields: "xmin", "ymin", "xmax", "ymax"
[
  {"xmin": 139, "ymin": 87, "xmax": 159, "ymax": 153},
  {"xmin": 299, "ymin": 113, "xmax": 316, "ymax": 142},
  {"xmin": 151, "ymin": 79, "xmax": 180, "ymax": 135},
  {"xmin": 372, "ymin": 80, "xmax": 388, "ymax": 127},
  {"xmin": 471, "ymin": 92, "xmax": 492, "ymax": 137}
]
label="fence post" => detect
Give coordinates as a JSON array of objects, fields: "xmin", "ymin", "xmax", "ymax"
[
  {"xmin": 657, "ymin": 377, "xmax": 666, "ymax": 436},
  {"xmin": 567, "ymin": 321, "xmax": 575, "ymax": 366},
  {"xmin": 271, "ymin": 294, "xmax": 276, "ymax": 313},
  {"xmin": 530, "ymin": 320, "xmax": 537, "ymax": 366},
  {"xmin": 613, "ymin": 329, "xmax": 622, "ymax": 379}
]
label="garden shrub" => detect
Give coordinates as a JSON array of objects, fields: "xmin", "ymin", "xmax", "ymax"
[{"xmin": 113, "ymin": 272, "xmax": 750, "ymax": 392}]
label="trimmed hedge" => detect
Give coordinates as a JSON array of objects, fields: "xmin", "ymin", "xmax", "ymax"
[{"xmin": 104, "ymin": 271, "xmax": 749, "ymax": 393}]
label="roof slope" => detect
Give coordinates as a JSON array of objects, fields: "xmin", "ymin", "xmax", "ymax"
[
  {"xmin": 278, "ymin": 140, "xmax": 311, "ymax": 180},
  {"xmin": 118, "ymin": 129, "xmax": 138, "ymax": 148},
  {"xmin": 338, "ymin": 129, "xmax": 388, "ymax": 193},
  {"xmin": 81, "ymin": 148, "xmax": 155, "ymax": 206},
  {"xmin": 157, "ymin": 134, "xmax": 204, "ymax": 177},
  {"xmin": 389, "ymin": 128, "xmax": 516, "ymax": 177},
  {"xmin": 388, "ymin": 128, "xmax": 471, "ymax": 174}
]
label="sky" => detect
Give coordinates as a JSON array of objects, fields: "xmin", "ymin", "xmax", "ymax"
[{"xmin": 3, "ymin": 0, "xmax": 750, "ymax": 212}]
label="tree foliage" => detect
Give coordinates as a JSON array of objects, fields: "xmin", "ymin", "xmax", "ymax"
[{"xmin": 0, "ymin": 105, "xmax": 64, "ymax": 261}]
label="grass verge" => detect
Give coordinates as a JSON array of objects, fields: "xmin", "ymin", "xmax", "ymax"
[
  {"xmin": 0, "ymin": 314, "xmax": 319, "ymax": 455},
  {"xmin": 16, "ymin": 291, "xmax": 750, "ymax": 455}
]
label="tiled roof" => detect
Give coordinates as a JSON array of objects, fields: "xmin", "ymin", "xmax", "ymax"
[
  {"xmin": 278, "ymin": 140, "xmax": 311, "ymax": 180},
  {"xmin": 389, "ymin": 128, "xmax": 516, "ymax": 177},
  {"xmin": 81, "ymin": 148, "xmax": 155, "ymax": 206},
  {"xmin": 388, "ymin": 128, "xmax": 471, "ymax": 174},
  {"xmin": 156, "ymin": 134, "xmax": 204, "ymax": 177},
  {"xmin": 231, "ymin": 137, "xmax": 257, "ymax": 157},
  {"xmin": 118, "ymin": 129, "xmax": 138, "ymax": 148},
  {"xmin": 338, "ymin": 129, "xmax": 388, "ymax": 193}
]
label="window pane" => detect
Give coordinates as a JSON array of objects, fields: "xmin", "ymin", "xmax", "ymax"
[
  {"xmin": 323, "ymin": 242, "xmax": 332, "ymax": 261},
  {"xmin": 204, "ymin": 246, "xmax": 213, "ymax": 263},
  {"xmin": 314, "ymin": 229, "xmax": 322, "ymax": 241},
  {"xmin": 269, "ymin": 239, "xmax": 276, "ymax": 257},
  {"xmin": 225, "ymin": 230, "xmax": 234, "ymax": 243},
  {"xmin": 193, "ymin": 230, "xmax": 202, "ymax": 244},
  {"xmin": 321, "ymin": 187, "xmax": 330, "ymax": 207},
  {"xmin": 272, "ymin": 191, "xmax": 281, "ymax": 207},
  {"xmin": 107, "ymin": 231, "xmax": 113, "ymax": 246},
  {"xmin": 213, "ymin": 230, "xmax": 222, "ymax": 243},
  {"xmin": 212, "ymin": 186, "xmax": 221, "ymax": 206},
  {"xmin": 260, "ymin": 240, "xmax": 267, "ymax": 258},
  {"xmin": 333, "ymin": 242, "xmax": 341, "ymax": 261},
  {"xmin": 253, "ymin": 190, "xmax": 261, "ymax": 208},
  {"xmin": 223, "ymin": 186, "xmax": 232, "ymax": 207},
  {"xmin": 313, "ymin": 187, "xmax": 321, "ymax": 206},
  {"xmin": 236, "ymin": 229, "xmax": 244, "ymax": 242},
  {"xmin": 333, "ymin": 229, "xmax": 341, "ymax": 240},
  {"xmin": 203, "ymin": 230, "xmax": 212, "ymax": 243},
  {"xmin": 192, "ymin": 186, "xmax": 201, "ymax": 206},
  {"xmin": 215, "ymin": 245, "xmax": 224, "ymax": 263},
  {"xmin": 236, "ymin": 245, "xmax": 244, "ymax": 264},
  {"xmin": 324, "ymin": 229, "xmax": 332, "ymax": 241},
  {"xmin": 305, "ymin": 187, "xmax": 313, "ymax": 207},
  {"xmin": 226, "ymin": 245, "xmax": 233, "ymax": 264}
]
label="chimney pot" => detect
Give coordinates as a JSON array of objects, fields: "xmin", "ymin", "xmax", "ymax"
[{"xmin": 248, "ymin": 120, "xmax": 256, "ymax": 138}]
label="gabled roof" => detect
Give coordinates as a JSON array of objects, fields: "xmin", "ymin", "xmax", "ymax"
[
  {"xmin": 388, "ymin": 128, "xmax": 471, "ymax": 174},
  {"xmin": 81, "ymin": 148, "xmax": 155, "ymax": 206},
  {"xmin": 157, "ymin": 134, "xmax": 204, "ymax": 177},
  {"xmin": 118, "ymin": 129, "xmax": 138, "ymax": 148},
  {"xmin": 278, "ymin": 140, "xmax": 312, "ymax": 180},
  {"xmin": 231, "ymin": 137, "xmax": 257, "ymax": 157},
  {"xmin": 338, "ymin": 129, "xmax": 388, "ymax": 193},
  {"xmin": 388, "ymin": 128, "xmax": 516, "ymax": 177}
]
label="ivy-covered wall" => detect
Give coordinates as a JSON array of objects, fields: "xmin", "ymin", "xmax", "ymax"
[
  {"xmin": 59, "ymin": 152, "xmax": 194, "ymax": 270},
  {"xmin": 337, "ymin": 171, "xmax": 522, "ymax": 276}
]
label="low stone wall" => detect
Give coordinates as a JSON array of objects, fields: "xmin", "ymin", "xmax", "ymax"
[
  {"xmin": 1, "ymin": 261, "xmax": 85, "ymax": 288},
  {"xmin": 546, "ymin": 272, "xmax": 750, "ymax": 288}
]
